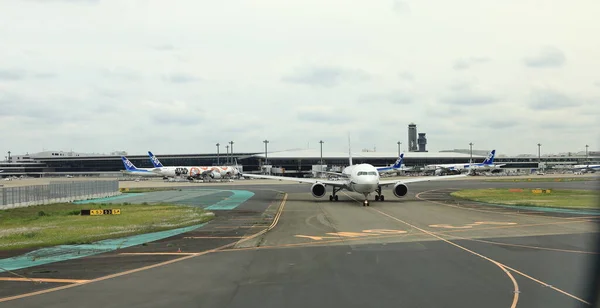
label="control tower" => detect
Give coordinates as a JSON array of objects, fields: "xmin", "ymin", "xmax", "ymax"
[
  {"xmin": 417, "ymin": 133, "xmax": 428, "ymax": 152},
  {"xmin": 408, "ymin": 123, "xmax": 418, "ymax": 152}
]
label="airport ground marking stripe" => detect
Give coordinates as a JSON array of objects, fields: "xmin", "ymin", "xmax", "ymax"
[
  {"xmin": 0, "ymin": 192, "xmax": 289, "ymax": 304},
  {"xmin": 183, "ymin": 236, "xmax": 245, "ymax": 239},
  {"xmin": 440, "ymin": 233, "xmax": 600, "ymax": 255},
  {"xmin": 0, "ymin": 277, "xmax": 90, "ymax": 284},
  {"xmin": 118, "ymin": 253, "xmax": 196, "ymax": 256},
  {"xmin": 337, "ymin": 191, "xmax": 521, "ymax": 307},
  {"xmin": 371, "ymin": 208, "xmax": 589, "ymax": 306}
]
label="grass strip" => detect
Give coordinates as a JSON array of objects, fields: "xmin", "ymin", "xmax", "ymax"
[
  {"xmin": 0, "ymin": 202, "xmax": 213, "ymax": 250},
  {"xmin": 450, "ymin": 188, "xmax": 599, "ymax": 209}
]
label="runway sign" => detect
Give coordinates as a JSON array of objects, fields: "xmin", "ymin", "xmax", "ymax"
[
  {"xmin": 531, "ymin": 189, "xmax": 551, "ymax": 194},
  {"xmin": 80, "ymin": 209, "xmax": 121, "ymax": 216}
]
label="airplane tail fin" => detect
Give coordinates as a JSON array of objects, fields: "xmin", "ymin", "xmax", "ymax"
[
  {"xmin": 392, "ymin": 153, "xmax": 404, "ymax": 169},
  {"xmin": 121, "ymin": 156, "xmax": 138, "ymax": 171},
  {"xmin": 148, "ymin": 151, "xmax": 164, "ymax": 168},
  {"xmin": 482, "ymin": 150, "xmax": 496, "ymax": 165}
]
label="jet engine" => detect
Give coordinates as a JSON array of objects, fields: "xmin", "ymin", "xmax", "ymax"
[
  {"xmin": 311, "ymin": 183, "xmax": 327, "ymax": 198},
  {"xmin": 210, "ymin": 171, "xmax": 222, "ymax": 179},
  {"xmin": 393, "ymin": 183, "xmax": 408, "ymax": 198}
]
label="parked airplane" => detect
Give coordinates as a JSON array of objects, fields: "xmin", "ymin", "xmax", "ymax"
[
  {"xmin": 572, "ymin": 164, "xmax": 600, "ymax": 173},
  {"xmin": 120, "ymin": 157, "xmax": 162, "ymax": 177},
  {"xmin": 242, "ymin": 146, "xmax": 466, "ymax": 206},
  {"xmin": 147, "ymin": 151, "xmax": 240, "ymax": 180},
  {"xmin": 375, "ymin": 153, "xmax": 414, "ymax": 173},
  {"xmin": 425, "ymin": 150, "xmax": 504, "ymax": 175}
]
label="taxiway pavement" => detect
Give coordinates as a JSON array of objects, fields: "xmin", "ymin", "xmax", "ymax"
[{"xmin": 0, "ymin": 178, "xmax": 598, "ymax": 307}]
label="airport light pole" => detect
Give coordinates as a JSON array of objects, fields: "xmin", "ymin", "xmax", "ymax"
[
  {"xmin": 216, "ymin": 143, "xmax": 220, "ymax": 165},
  {"xmin": 397, "ymin": 141, "xmax": 401, "ymax": 156},
  {"xmin": 226, "ymin": 145, "xmax": 229, "ymax": 165},
  {"xmin": 469, "ymin": 142, "xmax": 473, "ymax": 164},
  {"xmin": 263, "ymin": 140, "xmax": 269, "ymax": 165},
  {"xmin": 229, "ymin": 141, "xmax": 234, "ymax": 165},
  {"xmin": 537, "ymin": 143, "xmax": 542, "ymax": 172},
  {"xmin": 586, "ymin": 144, "xmax": 589, "ymax": 162},
  {"xmin": 319, "ymin": 140, "xmax": 324, "ymax": 166}
]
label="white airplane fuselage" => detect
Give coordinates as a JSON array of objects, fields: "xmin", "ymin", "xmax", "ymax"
[
  {"xmin": 340, "ymin": 164, "xmax": 380, "ymax": 195},
  {"xmin": 156, "ymin": 166, "xmax": 239, "ymax": 179}
]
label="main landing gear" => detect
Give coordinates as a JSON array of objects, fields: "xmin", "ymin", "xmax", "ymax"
[
  {"xmin": 374, "ymin": 187, "xmax": 385, "ymax": 202},
  {"xmin": 329, "ymin": 187, "xmax": 341, "ymax": 201}
]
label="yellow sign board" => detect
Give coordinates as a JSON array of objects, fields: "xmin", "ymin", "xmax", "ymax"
[
  {"xmin": 81, "ymin": 209, "xmax": 121, "ymax": 216},
  {"xmin": 531, "ymin": 189, "xmax": 551, "ymax": 194}
]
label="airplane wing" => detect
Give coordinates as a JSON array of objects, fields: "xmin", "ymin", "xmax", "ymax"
[
  {"xmin": 242, "ymin": 173, "xmax": 347, "ymax": 187},
  {"xmin": 378, "ymin": 174, "xmax": 468, "ymax": 187},
  {"xmin": 318, "ymin": 170, "xmax": 349, "ymax": 177}
]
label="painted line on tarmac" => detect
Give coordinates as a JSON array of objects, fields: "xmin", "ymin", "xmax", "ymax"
[
  {"xmin": 0, "ymin": 192, "xmax": 288, "ymax": 304},
  {"xmin": 371, "ymin": 207, "xmax": 589, "ymax": 306},
  {"xmin": 0, "ymin": 222, "xmax": 208, "ymax": 273},
  {"xmin": 0, "ymin": 277, "xmax": 89, "ymax": 284}
]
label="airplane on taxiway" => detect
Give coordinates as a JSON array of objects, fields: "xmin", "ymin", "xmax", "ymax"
[{"xmin": 242, "ymin": 142, "xmax": 467, "ymax": 206}]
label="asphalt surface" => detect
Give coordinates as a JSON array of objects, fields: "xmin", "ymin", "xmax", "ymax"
[{"xmin": 0, "ymin": 177, "xmax": 598, "ymax": 307}]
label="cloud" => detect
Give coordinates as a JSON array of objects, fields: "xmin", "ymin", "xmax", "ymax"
[
  {"xmin": 523, "ymin": 47, "xmax": 566, "ymax": 68},
  {"xmin": 398, "ymin": 72, "xmax": 414, "ymax": 81},
  {"xmin": 295, "ymin": 105, "xmax": 355, "ymax": 124},
  {"xmin": 281, "ymin": 66, "xmax": 370, "ymax": 88},
  {"xmin": 0, "ymin": 69, "xmax": 57, "ymax": 81},
  {"xmin": 392, "ymin": 1, "xmax": 411, "ymax": 14},
  {"xmin": 162, "ymin": 73, "xmax": 202, "ymax": 84},
  {"xmin": 100, "ymin": 67, "xmax": 141, "ymax": 81},
  {"xmin": 1, "ymin": 1, "xmax": 598, "ymax": 156},
  {"xmin": 440, "ymin": 83, "xmax": 500, "ymax": 106},
  {"xmin": 140, "ymin": 100, "xmax": 204, "ymax": 126},
  {"xmin": 594, "ymin": 81, "xmax": 600, "ymax": 87},
  {"xmin": 25, "ymin": 0, "xmax": 99, "ymax": 3},
  {"xmin": 479, "ymin": 119, "xmax": 521, "ymax": 129},
  {"xmin": 453, "ymin": 57, "xmax": 491, "ymax": 70},
  {"xmin": 358, "ymin": 90, "xmax": 413, "ymax": 104},
  {"xmin": 528, "ymin": 88, "xmax": 581, "ymax": 110},
  {"xmin": 153, "ymin": 44, "xmax": 175, "ymax": 51},
  {"xmin": 0, "ymin": 69, "xmax": 27, "ymax": 81}
]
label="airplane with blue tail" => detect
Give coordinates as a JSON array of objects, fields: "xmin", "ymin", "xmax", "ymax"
[
  {"xmin": 425, "ymin": 150, "xmax": 505, "ymax": 175},
  {"xmin": 120, "ymin": 156, "xmax": 162, "ymax": 177},
  {"xmin": 147, "ymin": 151, "xmax": 240, "ymax": 180},
  {"xmin": 375, "ymin": 153, "xmax": 413, "ymax": 173}
]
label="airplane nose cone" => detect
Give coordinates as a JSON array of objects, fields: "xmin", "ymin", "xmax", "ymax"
[{"xmin": 353, "ymin": 176, "xmax": 379, "ymax": 193}]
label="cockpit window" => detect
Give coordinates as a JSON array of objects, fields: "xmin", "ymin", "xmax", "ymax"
[{"xmin": 357, "ymin": 171, "xmax": 377, "ymax": 176}]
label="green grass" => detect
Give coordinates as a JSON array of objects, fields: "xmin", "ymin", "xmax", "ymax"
[
  {"xmin": 0, "ymin": 202, "xmax": 213, "ymax": 250},
  {"xmin": 450, "ymin": 189, "xmax": 599, "ymax": 209},
  {"xmin": 483, "ymin": 177, "xmax": 598, "ymax": 183},
  {"xmin": 120, "ymin": 187, "xmax": 180, "ymax": 193}
]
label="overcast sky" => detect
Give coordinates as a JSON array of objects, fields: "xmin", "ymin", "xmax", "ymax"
[{"xmin": 1, "ymin": 0, "xmax": 599, "ymax": 157}]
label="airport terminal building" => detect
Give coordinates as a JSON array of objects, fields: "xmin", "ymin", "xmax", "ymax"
[{"xmin": 1, "ymin": 149, "xmax": 597, "ymax": 178}]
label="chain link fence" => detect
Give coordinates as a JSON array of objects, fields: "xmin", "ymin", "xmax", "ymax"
[{"xmin": 0, "ymin": 180, "xmax": 120, "ymax": 210}]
